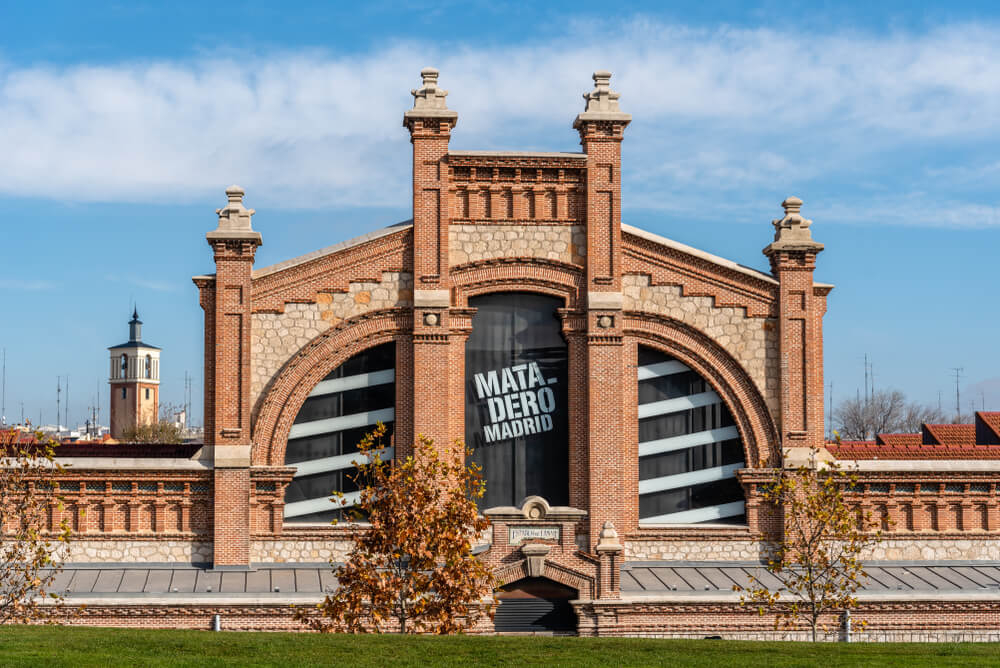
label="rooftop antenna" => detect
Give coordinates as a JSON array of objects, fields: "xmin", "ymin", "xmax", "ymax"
[
  {"xmin": 827, "ymin": 381, "xmax": 833, "ymax": 441},
  {"xmin": 66, "ymin": 375, "xmax": 70, "ymax": 430},
  {"xmin": 56, "ymin": 376, "xmax": 61, "ymax": 432},
  {"xmin": 951, "ymin": 367, "xmax": 964, "ymax": 423},
  {"xmin": 1, "ymin": 347, "xmax": 6, "ymax": 426}
]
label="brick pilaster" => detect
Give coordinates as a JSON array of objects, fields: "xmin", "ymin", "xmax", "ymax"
[
  {"xmin": 201, "ymin": 186, "xmax": 261, "ymax": 568},
  {"xmin": 574, "ymin": 72, "xmax": 632, "ymax": 548},
  {"xmin": 404, "ymin": 68, "xmax": 459, "ymax": 449},
  {"xmin": 763, "ymin": 198, "xmax": 826, "ymax": 454}
]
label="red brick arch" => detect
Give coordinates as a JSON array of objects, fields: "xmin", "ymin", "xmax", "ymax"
[
  {"xmin": 450, "ymin": 258, "xmax": 585, "ymax": 307},
  {"xmin": 624, "ymin": 312, "xmax": 780, "ymax": 469},
  {"xmin": 250, "ymin": 309, "xmax": 411, "ymax": 466}
]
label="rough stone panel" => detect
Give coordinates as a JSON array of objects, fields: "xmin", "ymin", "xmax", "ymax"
[
  {"xmin": 250, "ymin": 539, "xmax": 355, "ymax": 564},
  {"xmin": 623, "ymin": 539, "xmax": 775, "ymax": 561},
  {"xmin": 449, "ymin": 224, "xmax": 586, "ymax": 266},
  {"xmin": 622, "ymin": 274, "xmax": 780, "ymax": 416},
  {"xmin": 250, "ymin": 271, "xmax": 413, "ymax": 408},
  {"xmin": 861, "ymin": 538, "xmax": 1000, "ymax": 561},
  {"xmin": 53, "ymin": 540, "xmax": 213, "ymax": 563}
]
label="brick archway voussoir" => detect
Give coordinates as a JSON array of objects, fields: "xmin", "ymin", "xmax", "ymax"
[
  {"xmin": 251, "ymin": 309, "xmax": 411, "ymax": 466},
  {"xmin": 624, "ymin": 312, "xmax": 780, "ymax": 468}
]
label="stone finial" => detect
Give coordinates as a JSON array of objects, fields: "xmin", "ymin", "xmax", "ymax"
[
  {"xmin": 764, "ymin": 196, "xmax": 823, "ymax": 253},
  {"xmin": 574, "ymin": 70, "xmax": 631, "ymax": 129},
  {"xmin": 404, "ymin": 67, "xmax": 458, "ymax": 122},
  {"xmin": 596, "ymin": 520, "xmax": 623, "ymax": 553},
  {"xmin": 584, "ymin": 70, "xmax": 621, "ymax": 113},
  {"xmin": 207, "ymin": 185, "xmax": 262, "ymax": 244}
]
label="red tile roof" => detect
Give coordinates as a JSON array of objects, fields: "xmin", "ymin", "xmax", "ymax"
[
  {"xmin": 829, "ymin": 413, "xmax": 1000, "ymax": 459},
  {"xmin": 979, "ymin": 412, "xmax": 1000, "ymax": 440},
  {"xmin": 875, "ymin": 433, "xmax": 921, "ymax": 447}
]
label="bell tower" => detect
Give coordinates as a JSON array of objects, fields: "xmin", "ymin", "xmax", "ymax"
[{"xmin": 108, "ymin": 308, "xmax": 161, "ymax": 439}]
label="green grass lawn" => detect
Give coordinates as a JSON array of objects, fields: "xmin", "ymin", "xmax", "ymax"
[{"xmin": 0, "ymin": 627, "xmax": 997, "ymax": 667}]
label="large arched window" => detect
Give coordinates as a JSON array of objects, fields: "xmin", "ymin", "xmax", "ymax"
[
  {"xmin": 145, "ymin": 355, "xmax": 152, "ymax": 379},
  {"xmin": 120, "ymin": 354, "xmax": 128, "ymax": 379},
  {"xmin": 637, "ymin": 346, "xmax": 746, "ymax": 525},
  {"xmin": 283, "ymin": 342, "xmax": 395, "ymax": 523}
]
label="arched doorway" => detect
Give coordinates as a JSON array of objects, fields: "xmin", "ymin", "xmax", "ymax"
[{"xmin": 494, "ymin": 578, "xmax": 578, "ymax": 634}]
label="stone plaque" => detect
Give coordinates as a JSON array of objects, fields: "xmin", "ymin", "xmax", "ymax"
[{"xmin": 508, "ymin": 526, "xmax": 560, "ymax": 545}]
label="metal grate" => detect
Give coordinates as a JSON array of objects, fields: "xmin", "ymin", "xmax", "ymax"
[
  {"xmin": 111, "ymin": 482, "xmax": 132, "ymax": 492},
  {"xmin": 138, "ymin": 482, "xmax": 158, "ymax": 492},
  {"xmin": 868, "ymin": 484, "xmax": 890, "ymax": 493},
  {"xmin": 944, "ymin": 484, "xmax": 964, "ymax": 494},
  {"xmin": 969, "ymin": 484, "xmax": 990, "ymax": 494},
  {"xmin": 58, "ymin": 482, "xmax": 81, "ymax": 492},
  {"xmin": 190, "ymin": 484, "xmax": 209, "ymax": 493},
  {"xmin": 164, "ymin": 483, "xmax": 185, "ymax": 492},
  {"xmin": 895, "ymin": 484, "xmax": 916, "ymax": 493},
  {"xmin": 256, "ymin": 482, "xmax": 277, "ymax": 492}
]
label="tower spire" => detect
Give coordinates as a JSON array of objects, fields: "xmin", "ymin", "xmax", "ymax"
[{"xmin": 129, "ymin": 307, "xmax": 143, "ymax": 342}]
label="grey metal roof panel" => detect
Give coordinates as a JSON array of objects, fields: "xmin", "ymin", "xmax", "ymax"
[
  {"xmin": 220, "ymin": 571, "xmax": 247, "ymax": 594},
  {"xmin": 143, "ymin": 570, "xmax": 172, "ymax": 593},
  {"xmin": 169, "ymin": 570, "xmax": 197, "ymax": 593},
  {"xmin": 194, "ymin": 570, "xmax": 222, "ymax": 593},
  {"xmin": 270, "ymin": 570, "xmax": 295, "ymax": 593},
  {"xmin": 294, "ymin": 569, "xmax": 321, "ymax": 593},
  {"xmin": 68, "ymin": 570, "xmax": 99, "ymax": 593},
  {"xmin": 118, "ymin": 569, "xmax": 148, "ymax": 593},
  {"xmin": 41, "ymin": 561, "xmax": 1000, "ymax": 601},
  {"xmin": 954, "ymin": 566, "xmax": 1000, "ymax": 587},
  {"xmin": 246, "ymin": 569, "xmax": 271, "ymax": 594}
]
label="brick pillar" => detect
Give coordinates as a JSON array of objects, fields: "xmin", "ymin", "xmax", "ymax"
[
  {"xmin": 763, "ymin": 198, "xmax": 826, "ymax": 455},
  {"xmin": 201, "ymin": 185, "xmax": 262, "ymax": 569},
  {"xmin": 403, "ymin": 68, "xmax": 460, "ymax": 450},
  {"xmin": 574, "ymin": 71, "xmax": 631, "ymax": 548}
]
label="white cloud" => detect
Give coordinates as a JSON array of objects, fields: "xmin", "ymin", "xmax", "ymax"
[{"xmin": 2, "ymin": 21, "xmax": 1000, "ymax": 224}]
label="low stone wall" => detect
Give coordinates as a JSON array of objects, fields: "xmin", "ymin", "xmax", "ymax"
[
  {"xmin": 56, "ymin": 539, "xmax": 213, "ymax": 563},
  {"xmin": 624, "ymin": 539, "xmax": 773, "ymax": 562},
  {"xmin": 861, "ymin": 537, "xmax": 1000, "ymax": 561},
  {"xmin": 251, "ymin": 538, "xmax": 354, "ymax": 564}
]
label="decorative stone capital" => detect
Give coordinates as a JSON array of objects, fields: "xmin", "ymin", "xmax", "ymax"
[
  {"xmin": 595, "ymin": 520, "xmax": 622, "ymax": 553},
  {"xmin": 574, "ymin": 70, "xmax": 632, "ymax": 129},
  {"xmin": 763, "ymin": 196, "xmax": 823, "ymax": 256},
  {"xmin": 403, "ymin": 67, "xmax": 459, "ymax": 124},
  {"xmin": 206, "ymin": 185, "xmax": 262, "ymax": 245},
  {"xmin": 521, "ymin": 543, "xmax": 551, "ymax": 577}
]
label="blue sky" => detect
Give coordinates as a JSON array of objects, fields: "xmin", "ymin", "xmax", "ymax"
[{"xmin": 1, "ymin": 1, "xmax": 997, "ymax": 429}]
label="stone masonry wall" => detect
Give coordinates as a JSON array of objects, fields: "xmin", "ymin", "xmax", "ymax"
[
  {"xmin": 251, "ymin": 539, "xmax": 354, "ymax": 564},
  {"xmin": 861, "ymin": 538, "xmax": 1000, "ymax": 561},
  {"xmin": 624, "ymin": 539, "xmax": 774, "ymax": 562},
  {"xmin": 622, "ymin": 274, "xmax": 780, "ymax": 416},
  {"xmin": 53, "ymin": 540, "xmax": 213, "ymax": 563},
  {"xmin": 250, "ymin": 271, "xmax": 413, "ymax": 409},
  {"xmin": 449, "ymin": 224, "xmax": 586, "ymax": 266}
]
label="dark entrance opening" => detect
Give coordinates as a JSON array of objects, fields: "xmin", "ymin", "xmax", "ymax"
[{"xmin": 494, "ymin": 577, "xmax": 578, "ymax": 634}]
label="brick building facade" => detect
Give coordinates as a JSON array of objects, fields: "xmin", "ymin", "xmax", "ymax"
[{"xmin": 16, "ymin": 69, "xmax": 1000, "ymax": 638}]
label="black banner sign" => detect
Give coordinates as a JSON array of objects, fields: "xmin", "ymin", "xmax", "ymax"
[{"xmin": 465, "ymin": 293, "xmax": 569, "ymax": 508}]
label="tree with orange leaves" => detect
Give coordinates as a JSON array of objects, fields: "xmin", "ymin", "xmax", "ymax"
[
  {"xmin": 0, "ymin": 429, "xmax": 73, "ymax": 624},
  {"xmin": 298, "ymin": 424, "xmax": 495, "ymax": 633},
  {"xmin": 735, "ymin": 446, "xmax": 883, "ymax": 641}
]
